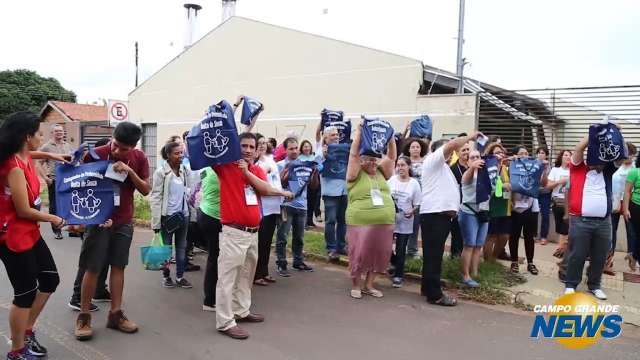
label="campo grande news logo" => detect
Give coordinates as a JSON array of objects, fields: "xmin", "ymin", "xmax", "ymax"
[{"xmin": 530, "ymin": 293, "xmax": 623, "ymax": 349}]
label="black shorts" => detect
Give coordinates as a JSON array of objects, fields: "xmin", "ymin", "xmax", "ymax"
[
  {"xmin": 80, "ymin": 224, "xmax": 134, "ymax": 273},
  {"xmin": 0, "ymin": 237, "xmax": 59, "ymax": 308},
  {"xmin": 488, "ymin": 216, "xmax": 511, "ymax": 235},
  {"xmin": 552, "ymin": 203, "xmax": 569, "ymax": 235}
]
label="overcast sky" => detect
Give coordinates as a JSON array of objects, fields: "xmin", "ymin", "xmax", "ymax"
[{"xmin": 2, "ymin": 0, "xmax": 638, "ymax": 103}]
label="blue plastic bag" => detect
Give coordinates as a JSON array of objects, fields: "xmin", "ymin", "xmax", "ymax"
[
  {"xmin": 321, "ymin": 109, "xmax": 351, "ymax": 143},
  {"xmin": 509, "ymin": 157, "xmax": 544, "ymax": 198},
  {"xmin": 140, "ymin": 233, "xmax": 173, "ymax": 271},
  {"xmin": 359, "ymin": 116, "xmax": 394, "ymax": 157},
  {"xmin": 55, "ymin": 143, "xmax": 114, "ymax": 225},
  {"xmin": 240, "ymin": 96, "xmax": 264, "ymax": 125},
  {"xmin": 322, "ymin": 143, "xmax": 350, "ymax": 179},
  {"xmin": 409, "ymin": 115, "xmax": 433, "ymax": 139},
  {"xmin": 587, "ymin": 122, "xmax": 626, "ymax": 165},
  {"xmin": 186, "ymin": 100, "xmax": 241, "ymax": 171}
]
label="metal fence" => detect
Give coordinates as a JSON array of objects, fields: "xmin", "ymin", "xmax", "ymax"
[{"xmin": 477, "ymin": 85, "xmax": 640, "ymax": 158}]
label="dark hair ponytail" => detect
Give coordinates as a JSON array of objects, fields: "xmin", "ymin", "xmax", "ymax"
[{"xmin": 0, "ymin": 111, "xmax": 42, "ymax": 164}]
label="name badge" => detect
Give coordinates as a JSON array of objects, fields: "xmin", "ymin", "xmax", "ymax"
[
  {"xmin": 371, "ymin": 189, "xmax": 384, "ymax": 207},
  {"xmin": 113, "ymin": 184, "xmax": 121, "ymax": 207},
  {"xmin": 33, "ymin": 196, "xmax": 42, "ymax": 211},
  {"xmin": 244, "ymin": 186, "xmax": 258, "ymax": 205},
  {"xmin": 515, "ymin": 196, "xmax": 530, "ymax": 209}
]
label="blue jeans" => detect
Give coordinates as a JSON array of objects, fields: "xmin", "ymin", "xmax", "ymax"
[
  {"xmin": 458, "ymin": 211, "xmax": 489, "ymax": 247},
  {"xmin": 276, "ymin": 206, "xmax": 307, "ymax": 267},
  {"xmin": 391, "ymin": 233, "xmax": 410, "ymax": 278},
  {"xmin": 565, "ymin": 216, "xmax": 612, "ymax": 290},
  {"xmin": 161, "ymin": 215, "xmax": 189, "ymax": 279},
  {"xmin": 538, "ymin": 192, "xmax": 551, "ymax": 239},
  {"xmin": 407, "ymin": 214, "xmax": 420, "ymax": 256},
  {"xmin": 323, "ymin": 195, "xmax": 347, "ymax": 253},
  {"xmin": 611, "ymin": 212, "xmax": 637, "ymax": 254}
]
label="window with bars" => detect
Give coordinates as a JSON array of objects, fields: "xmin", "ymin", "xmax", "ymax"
[{"xmin": 142, "ymin": 123, "xmax": 157, "ymax": 175}]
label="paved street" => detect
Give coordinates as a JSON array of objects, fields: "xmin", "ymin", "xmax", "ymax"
[{"xmin": 1, "ymin": 227, "xmax": 639, "ymax": 360}]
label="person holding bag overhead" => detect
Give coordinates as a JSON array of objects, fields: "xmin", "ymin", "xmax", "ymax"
[
  {"xmin": 0, "ymin": 111, "xmax": 66, "ymax": 359},
  {"xmin": 345, "ymin": 119, "xmax": 397, "ymax": 299},
  {"xmin": 150, "ymin": 140, "xmax": 193, "ymax": 289}
]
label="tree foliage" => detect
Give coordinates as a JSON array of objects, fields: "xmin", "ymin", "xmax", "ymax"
[{"xmin": 0, "ymin": 69, "xmax": 76, "ymax": 121}]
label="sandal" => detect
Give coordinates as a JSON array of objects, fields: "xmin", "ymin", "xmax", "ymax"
[
  {"xmin": 427, "ymin": 294, "xmax": 457, "ymax": 307},
  {"xmin": 350, "ymin": 289, "xmax": 362, "ymax": 299},
  {"xmin": 253, "ymin": 279, "xmax": 269, "ymax": 286},
  {"xmin": 263, "ymin": 276, "xmax": 276, "ymax": 283},
  {"xmin": 625, "ymin": 254, "xmax": 637, "ymax": 272},
  {"xmin": 362, "ymin": 288, "xmax": 384, "ymax": 298},
  {"xmin": 527, "ymin": 263, "xmax": 539, "ymax": 275},
  {"xmin": 540, "ymin": 239, "xmax": 548, "ymax": 245},
  {"xmin": 552, "ymin": 248, "xmax": 564, "ymax": 259},
  {"xmin": 510, "ymin": 262, "xmax": 519, "ymax": 273}
]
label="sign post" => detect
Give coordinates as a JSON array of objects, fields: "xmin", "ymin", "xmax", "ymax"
[{"xmin": 108, "ymin": 100, "xmax": 129, "ymax": 126}]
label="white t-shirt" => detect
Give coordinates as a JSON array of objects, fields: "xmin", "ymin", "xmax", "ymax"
[
  {"xmin": 547, "ymin": 166, "xmax": 570, "ymax": 199},
  {"xmin": 582, "ymin": 169, "xmax": 607, "ymax": 218},
  {"xmin": 257, "ymin": 156, "xmax": 283, "ymax": 216},
  {"xmin": 419, "ymin": 147, "xmax": 460, "ymax": 213},
  {"xmin": 387, "ymin": 175, "xmax": 422, "ymax": 234},
  {"xmin": 167, "ymin": 175, "xmax": 188, "ymax": 216}
]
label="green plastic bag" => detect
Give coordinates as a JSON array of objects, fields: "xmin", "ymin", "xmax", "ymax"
[
  {"xmin": 140, "ymin": 233, "xmax": 172, "ymax": 271},
  {"xmin": 495, "ymin": 176, "xmax": 503, "ymax": 198}
]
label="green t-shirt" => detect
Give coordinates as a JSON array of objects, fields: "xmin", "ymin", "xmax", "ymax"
[
  {"xmin": 626, "ymin": 168, "xmax": 640, "ymax": 206},
  {"xmin": 199, "ymin": 168, "xmax": 220, "ymax": 219},
  {"xmin": 346, "ymin": 170, "xmax": 395, "ymax": 226}
]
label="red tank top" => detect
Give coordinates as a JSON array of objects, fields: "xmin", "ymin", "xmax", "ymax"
[{"xmin": 0, "ymin": 155, "xmax": 41, "ymax": 252}]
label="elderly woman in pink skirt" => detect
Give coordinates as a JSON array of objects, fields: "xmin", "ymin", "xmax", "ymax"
[{"xmin": 345, "ymin": 122, "xmax": 397, "ymax": 299}]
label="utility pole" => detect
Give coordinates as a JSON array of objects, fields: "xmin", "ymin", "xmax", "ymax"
[
  {"xmin": 455, "ymin": 0, "xmax": 466, "ymax": 94},
  {"xmin": 135, "ymin": 41, "xmax": 139, "ymax": 88}
]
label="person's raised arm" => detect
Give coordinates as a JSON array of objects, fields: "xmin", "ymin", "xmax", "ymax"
[
  {"xmin": 316, "ymin": 118, "xmax": 323, "ymax": 143},
  {"xmin": 346, "ymin": 122, "xmax": 363, "ymax": 182},
  {"xmin": 7, "ymin": 167, "xmax": 63, "ymax": 226},
  {"xmin": 572, "ymin": 135, "xmax": 588, "ymax": 165},
  {"xmin": 379, "ymin": 135, "xmax": 397, "ymax": 180},
  {"xmin": 462, "ymin": 157, "xmax": 484, "ymax": 185},
  {"xmin": 443, "ymin": 132, "xmax": 483, "ymax": 160},
  {"xmin": 402, "ymin": 121, "xmax": 411, "ymax": 139},
  {"xmin": 238, "ymin": 160, "xmax": 293, "ymax": 199},
  {"xmin": 30, "ymin": 151, "xmax": 71, "ymax": 163},
  {"xmin": 244, "ymin": 104, "xmax": 262, "ymax": 133}
]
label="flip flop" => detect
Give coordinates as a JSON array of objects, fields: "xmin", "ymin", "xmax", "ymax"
[
  {"xmin": 350, "ymin": 290, "xmax": 362, "ymax": 299},
  {"xmin": 362, "ymin": 288, "xmax": 384, "ymax": 298},
  {"xmin": 253, "ymin": 279, "xmax": 269, "ymax": 286}
]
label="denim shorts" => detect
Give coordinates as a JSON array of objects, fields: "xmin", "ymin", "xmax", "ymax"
[{"xmin": 458, "ymin": 211, "xmax": 489, "ymax": 247}]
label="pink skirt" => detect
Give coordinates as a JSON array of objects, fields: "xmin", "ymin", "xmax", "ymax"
[{"xmin": 346, "ymin": 224, "xmax": 394, "ymax": 279}]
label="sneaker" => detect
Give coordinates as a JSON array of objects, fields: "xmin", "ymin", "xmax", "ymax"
[
  {"xmin": 92, "ymin": 290, "xmax": 111, "ymax": 302},
  {"xmin": 463, "ymin": 279, "xmax": 480, "ymax": 288},
  {"xmin": 169, "ymin": 257, "xmax": 176, "ymax": 264},
  {"xmin": 25, "ymin": 332, "xmax": 47, "ymax": 357},
  {"xmin": 328, "ymin": 252, "xmax": 339, "ymax": 262},
  {"xmin": 185, "ymin": 262, "xmax": 201, "ymax": 272},
  {"xmin": 6, "ymin": 348, "xmax": 35, "ymax": 360},
  {"xmin": 68, "ymin": 299, "xmax": 99, "ymax": 312},
  {"xmin": 54, "ymin": 231, "xmax": 63, "ymax": 240},
  {"xmin": 75, "ymin": 313, "xmax": 93, "ymax": 341},
  {"xmin": 293, "ymin": 263, "xmax": 314, "ymax": 272},
  {"xmin": 564, "ymin": 287, "xmax": 575, "ymax": 295},
  {"xmin": 162, "ymin": 277, "xmax": 175, "ymax": 288},
  {"xmin": 176, "ymin": 278, "xmax": 193, "ymax": 289},
  {"xmin": 392, "ymin": 277, "xmax": 403, "ymax": 288},
  {"xmin": 106, "ymin": 310, "xmax": 138, "ymax": 334},
  {"xmin": 276, "ymin": 265, "xmax": 291, "ymax": 277},
  {"xmin": 590, "ymin": 289, "xmax": 608, "ymax": 300},
  {"xmin": 202, "ymin": 304, "xmax": 216, "ymax": 312}
]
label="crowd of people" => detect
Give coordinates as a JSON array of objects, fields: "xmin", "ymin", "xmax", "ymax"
[{"xmin": 0, "ymin": 105, "xmax": 638, "ymax": 358}]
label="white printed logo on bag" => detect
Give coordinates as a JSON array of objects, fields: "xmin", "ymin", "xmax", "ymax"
[
  {"xmin": 203, "ymin": 130, "xmax": 230, "ymax": 159},
  {"xmin": 597, "ymin": 128, "xmax": 621, "ymax": 162},
  {"xmin": 70, "ymin": 189, "xmax": 102, "ymax": 220}
]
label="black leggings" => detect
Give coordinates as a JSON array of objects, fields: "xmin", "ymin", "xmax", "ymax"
[
  {"xmin": 0, "ymin": 238, "xmax": 59, "ymax": 308},
  {"xmin": 256, "ymin": 214, "xmax": 279, "ymax": 279},
  {"xmin": 198, "ymin": 210, "xmax": 220, "ymax": 307},
  {"xmin": 509, "ymin": 210, "xmax": 538, "ymax": 264}
]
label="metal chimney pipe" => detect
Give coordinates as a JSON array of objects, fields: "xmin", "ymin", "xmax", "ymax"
[
  {"xmin": 222, "ymin": 0, "xmax": 236, "ymax": 22},
  {"xmin": 184, "ymin": 3, "xmax": 202, "ymax": 50}
]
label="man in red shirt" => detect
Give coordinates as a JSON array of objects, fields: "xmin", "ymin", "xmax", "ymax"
[
  {"xmin": 214, "ymin": 132, "xmax": 293, "ymax": 340},
  {"xmin": 73, "ymin": 122, "xmax": 151, "ymax": 341}
]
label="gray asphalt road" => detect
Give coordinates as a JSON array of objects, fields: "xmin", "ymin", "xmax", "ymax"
[{"xmin": 0, "ymin": 227, "xmax": 638, "ymax": 360}]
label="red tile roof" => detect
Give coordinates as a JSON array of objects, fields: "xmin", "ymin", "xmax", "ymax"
[{"xmin": 47, "ymin": 101, "xmax": 108, "ymax": 122}]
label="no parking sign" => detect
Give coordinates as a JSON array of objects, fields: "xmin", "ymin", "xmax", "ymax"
[{"xmin": 108, "ymin": 100, "xmax": 129, "ymax": 126}]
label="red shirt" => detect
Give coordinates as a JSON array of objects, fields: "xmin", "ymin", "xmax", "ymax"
[
  {"xmin": 214, "ymin": 162, "xmax": 266, "ymax": 227},
  {"xmin": 568, "ymin": 161, "xmax": 615, "ymax": 217},
  {"xmin": 0, "ymin": 155, "xmax": 41, "ymax": 251},
  {"xmin": 87, "ymin": 144, "xmax": 150, "ymax": 225}
]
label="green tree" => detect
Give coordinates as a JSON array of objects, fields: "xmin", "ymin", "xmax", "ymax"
[{"xmin": 0, "ymin": 69, "xmax": 77, "ymax": 121}]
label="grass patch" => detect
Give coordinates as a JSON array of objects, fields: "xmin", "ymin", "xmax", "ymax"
[
  {"xmin": 40, "ymin": 186, "xmax": 49, "ymax": 207},
  {"xmin": 134, "ymin": 194, "xmax": 151, "ymax": 221},
  {"xmin": 300, "ymin": 230, "xmax": 527, "ymax": 306}
]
